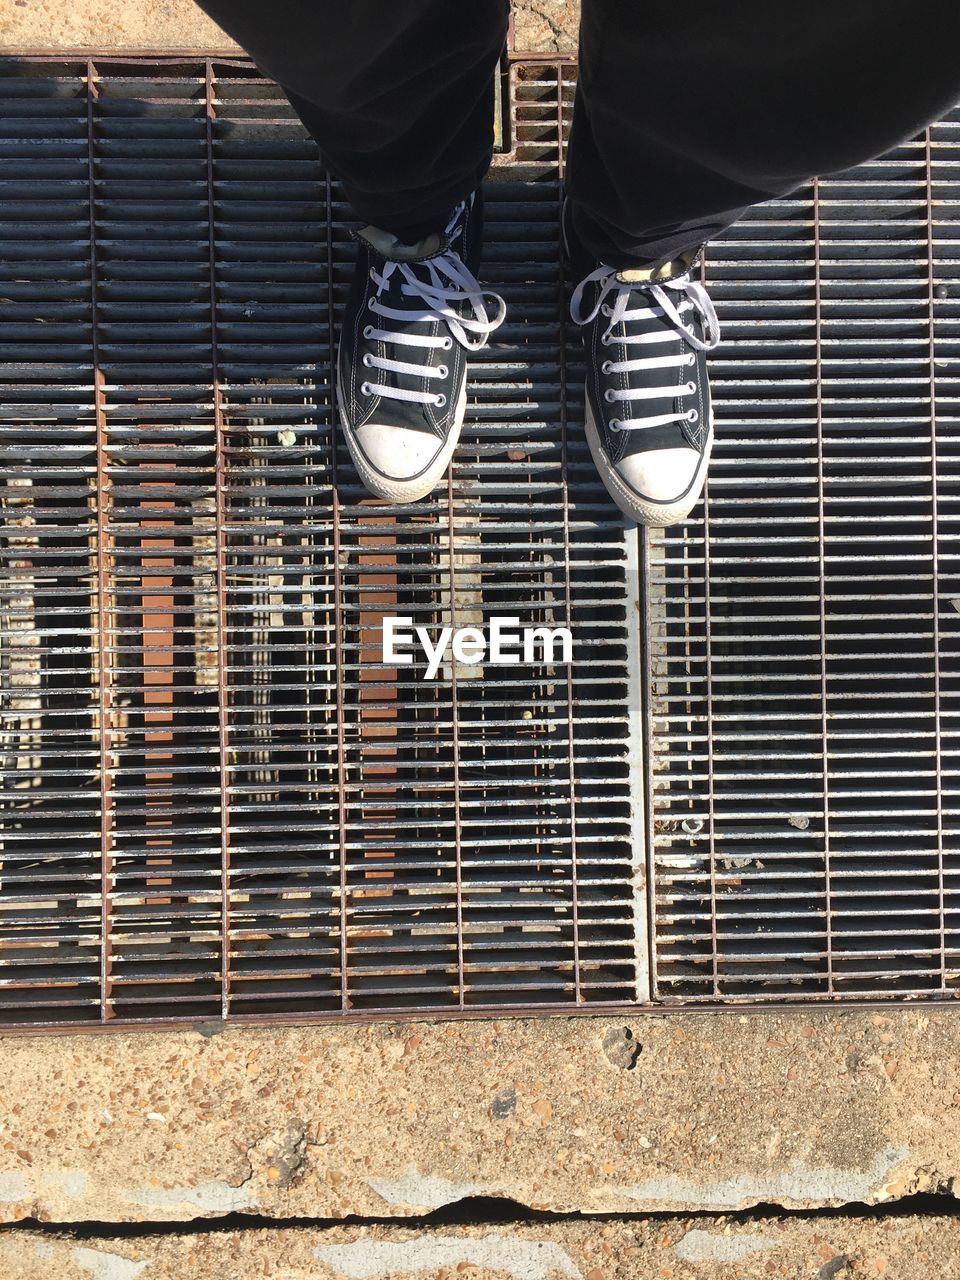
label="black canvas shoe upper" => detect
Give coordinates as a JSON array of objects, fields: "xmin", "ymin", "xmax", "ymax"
[
  {"xmin": 337, "ymin": 190, "xmax": 505, "ymax": 485},
  {"xmin": 563, "ymin": 198, "xmax": 721, "ymax": 508}
]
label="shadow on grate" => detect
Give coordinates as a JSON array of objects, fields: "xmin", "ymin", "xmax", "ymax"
[{"xmin": 1, "ymin": 55, "xmax": 959, "ymax": 1028}]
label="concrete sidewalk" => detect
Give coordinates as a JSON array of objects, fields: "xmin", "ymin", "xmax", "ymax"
[{"xmin": 0, "ymin": 0, "xmax": 578, "ymax": 55}]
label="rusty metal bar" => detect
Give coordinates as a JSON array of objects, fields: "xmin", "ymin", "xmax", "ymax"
[
  {"xmin": 85, "ymin": 58, "xmax": 114, "ymax": 1022},
  {"xmin": 204, "ymin": 57, "xmax": 233, "ymax": 1020}
]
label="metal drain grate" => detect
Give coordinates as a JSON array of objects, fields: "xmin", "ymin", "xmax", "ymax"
[
  {"xmin": 2, "ymin": 54, "xmax": 959, "ymax": 1027},
  {"xmin": 648, "ymin": 108, "xmax": 960, "ymax": 1003},
  {"xmin": 0, "ymin": 54, "xmax": 647, "ymax": 1027}
]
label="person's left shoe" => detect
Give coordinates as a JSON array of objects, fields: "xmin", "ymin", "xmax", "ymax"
[{"xmin": 563, "ymin": 198, "xmax": 721, "ymax": 527}]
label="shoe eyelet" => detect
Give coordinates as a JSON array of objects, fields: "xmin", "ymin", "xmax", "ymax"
[
  {"xmin": 363, "ymin": 324, "xmax": 375, "ymax": 340},
  {"xmin": 687, "ymin": 408, "xmax": 699, "ymax": 423},
  {"xmin": 600, "ymin": 304, "xmax": 613, "ymax": 317},
  {"xmin": 600, "ymin": 333, "xmax": 612, "ymax": 346},
  {"xmin": 609, "ymin": 420, "xmax": 621, "ymax": 433},
  {"xmin": 604, "ymin": 388, "xmax": 616, "ymax": 403},
  {"xmin": 685, "ymin": 380, "xmax": 697, "ymax": 394},
  {"xmin": 435, "ymin": 393, "xmax": 447, "ymax": 408},
  {"xmin": 686, "ymin": 353, "xmax": 695, "ymax": 366},
  {"xmin": 367, "ymin": 298, "xmax": 376, "ymax": 310},
  {"xmin": 360, "ymin": 381, "xmax": 372, "ymax": 396},
  {"xmin": 362, "ymin": 353, "xmax": 374, "ymax": 368},
  {"xmin": 442, "ymin": 336, "xmax": 453, "ymax": 350},
  {"xmin": 437, "ymin": 364, "xmax": 448, "ymax": 378},
  {"xmin": 601, "ymin": 360, "xmax": 613, "ymax": 375}
]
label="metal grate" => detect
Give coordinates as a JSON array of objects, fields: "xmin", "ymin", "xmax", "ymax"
[
  {"xmin": 0, "ymin": 54, "xmax": 648, "ymax": 1027},
  {"xmin": 648, "ymin": 107, "xmax": 960, "ymax": 1003},
  {"xmin": 2, "ymin": 53, "xmax": 959, "ymax": 1027}
]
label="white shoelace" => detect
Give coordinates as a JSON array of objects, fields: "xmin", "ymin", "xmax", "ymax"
[
  {"xmin": 570, "ymin": 266, "xmax": 721, "ymax": 433},
  {"xmin": 361, "ymin": 204, "xmax": 507, "ymax": 408}
]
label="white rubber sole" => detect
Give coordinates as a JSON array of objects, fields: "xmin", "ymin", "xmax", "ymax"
[
  {"xmin": 583, "ymin": 398, "xmax": 714, "ymax": 527},
  {"xmin": 337, "ymin": 363, "xmax": 468, "ymax": 502}
]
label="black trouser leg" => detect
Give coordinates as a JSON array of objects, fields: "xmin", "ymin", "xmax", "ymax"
[
  {"xmin": 193, "ymin": 0, "xmax": 508, "ymax": 239},
  {"xmin": 568, "ymin": 0, "xmax": 960, "ymax": 268}
]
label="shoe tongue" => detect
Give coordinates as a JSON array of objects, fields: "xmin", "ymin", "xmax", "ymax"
[{"xmin": 356, "ymin": 224, "xmax": 443, "ymax": 261}]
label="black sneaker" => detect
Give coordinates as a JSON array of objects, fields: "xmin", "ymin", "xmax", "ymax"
[
  {"xmin": 337, "ymin": 189, "xmax": 506, "ymax": 502},
  {"xmin": 563, "ymin": 198, "xmax": 721, "ymax": 526}
]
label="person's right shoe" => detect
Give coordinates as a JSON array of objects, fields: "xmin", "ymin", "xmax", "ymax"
[
  {"xmin": 563, "ymin": 198, "xmax": 721, "ymax": 527},
  {"xmin": 337, "ymin": 189, "xmax": 506, "ymax": 502}
]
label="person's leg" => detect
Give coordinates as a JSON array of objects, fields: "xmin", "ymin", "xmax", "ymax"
[
  {"xmin": 567, "ymin": 0, "xmax": 960, "ymax": 269},
  {"xmin": 564, "ymin": 0, "xmax": 960, "ymax": 529},
  {"xmin": 192, "ymin": 0, "xmax": 509, "ymax": 504},
  {"xmin": 194, "ymin": 0, "xmax": 509, "ymax": 239}
]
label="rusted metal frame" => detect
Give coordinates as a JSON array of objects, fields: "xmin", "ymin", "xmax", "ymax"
[
  {"xmin": 698, "ymin": 251, "xmax": 721, "ymax": 998},
  {"xmin": 7, "ymin": 49, "xmax": 564, "ymax": 66},
  {"xmin": 85, "ymin": 58, "xmax": 115, "ymax": 1022},
  {"xmin": 12, "ymin": 981, "xmax": 960, "ymax": 1039},
  {"xmin": 355, "ymin": 510, "xmax": 400, "ymax": 969},
  {"xmin": 137, "ymin": 482, "xmax": 177, "ymax": 934},
  {"xmin": 2, "ymin": 50, "xmax": 242, "ymax": 62},
  {"xmin": 812, "ymin": 177, "xmax": 835, "ymax": 996},
  {"xmin": 204, "ymin": 58, "xmax": 233, "ymax": 1019},
  {"xmin": 505, "ymin": 50, "xmax": 572, "ymax": 64},
  {"xmin": 924, "ymin": 127, "xmax": 947, "ymax": 992},
  {"xmin": 324, "ymin": 173, "xmax": 351, "ymax": 1010},
  {"xmin": 508, "ymin": 59, "xmax": 519, "ymax": 161},
  {"xmin": 552, "ymin": 59, "xmax": 582, "ymax": 1002}
]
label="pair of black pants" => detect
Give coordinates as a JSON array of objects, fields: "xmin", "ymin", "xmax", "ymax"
[{"xmin": 195, "ymin": 0, "xmax": 960, "ymax": 269}]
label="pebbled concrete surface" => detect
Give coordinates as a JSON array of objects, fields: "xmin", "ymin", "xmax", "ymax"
[
  {"xmin": 2, "ymin": 1215, "xmax": 960, "ymax": 1280},
  {"xmin": 0, "ymin": 0, "xmax": 579, "ymax": 54},
  {"xmin": 512, "ymin": 1, "xmax": 579, "ymax": 53},
  {"xmin": 0, "ymin": 1011, "xmax": 957, "ymax": 1224},
  {"xmin": 0, "ymin": 0, "xmax": 238, "ymax": 53}
]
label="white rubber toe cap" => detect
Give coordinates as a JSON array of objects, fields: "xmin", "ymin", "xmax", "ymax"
[
  {"xmin": 351, "ymin": 420, "xmax": 443, "ymax": 482},
  {"xmin": 338, "ymin": 374, "xmax": 467, "ymax": 502},
  {"xmin": 616, "ymin": 446, "xmax": 701, "ymax": 505}
]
